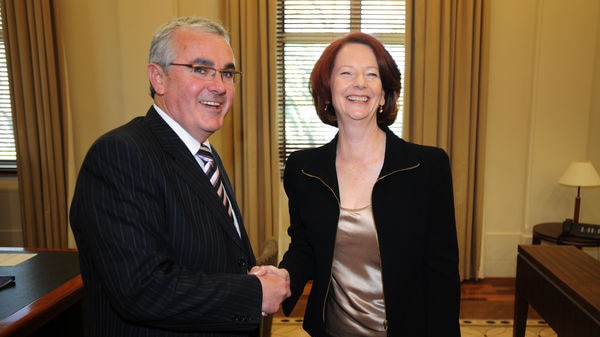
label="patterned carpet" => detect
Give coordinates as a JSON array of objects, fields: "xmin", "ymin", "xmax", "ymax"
[
  {"xmin": 460, "ymin": 319, "xmax": 556, "ymax": 337},
  {"xmin": 270, "ymin": 317, "xmax": 557, "ymax": 337}
]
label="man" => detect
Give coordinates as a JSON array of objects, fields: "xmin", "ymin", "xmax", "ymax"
[{"xmin": 70, "ymin": 16, "xmax": 290, "ymax": 337}]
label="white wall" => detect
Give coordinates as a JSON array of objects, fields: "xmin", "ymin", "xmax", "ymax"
[
  {"xmin": 482, "ymin": 0, "xmax": 600, "ymax": 277},
  {"xmin": 585, "ymin": 0, "xmax": 600, "ymax": 225}
]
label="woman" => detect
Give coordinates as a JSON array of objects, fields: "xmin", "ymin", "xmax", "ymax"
[{"xmin": 278, "ymin": 32, "xmax": 461, "ymax": 336}]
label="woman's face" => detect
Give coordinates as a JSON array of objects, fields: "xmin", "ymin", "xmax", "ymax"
[{"xmin": 330, "ymin": 42, "xmax": 385, "ymax": 127}]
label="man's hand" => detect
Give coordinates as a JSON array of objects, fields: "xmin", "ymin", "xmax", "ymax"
[{"xmin": 249, "ymin": 266, "xmax": 291, "ymax": 315}]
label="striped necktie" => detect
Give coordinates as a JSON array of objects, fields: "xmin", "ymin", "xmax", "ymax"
[{"xmin": 197, "ymin": 145, "xmax": 233, "ymax": 219}]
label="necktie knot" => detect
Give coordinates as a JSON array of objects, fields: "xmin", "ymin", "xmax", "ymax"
[{"xmin": 197, "ymin": 145, "xmax": 215, "ymax": 164}]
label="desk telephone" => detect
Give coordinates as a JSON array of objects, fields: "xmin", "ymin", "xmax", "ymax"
[{"xmin": 562, "ymin": 219, "xmax": 600, "ymax": 239}]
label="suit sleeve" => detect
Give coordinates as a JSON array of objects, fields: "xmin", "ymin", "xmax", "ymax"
[
  {"xmin": 424, "ymin": 148, "xmax": 461, "ymax": 336},
  {"xmin": 278, "ymin": 152, "xmax": 316, "ymax": 316}
]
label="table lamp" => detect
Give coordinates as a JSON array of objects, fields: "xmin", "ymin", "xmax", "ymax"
[{"xmin": 558, "ymin": 161, "xmax": 600, "ymax": 224}]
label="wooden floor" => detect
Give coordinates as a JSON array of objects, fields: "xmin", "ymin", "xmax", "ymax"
[
  {"xmin": 275, "ymin": 277, "xmax": 541, "ymax": 319},
  {"xmin": 460, "ymin": 277, "xmax": 540, "ymax": 318}
]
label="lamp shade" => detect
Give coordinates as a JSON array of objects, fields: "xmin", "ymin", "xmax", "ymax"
[{"xmin": 558, "ymin": 161, "xmax": 600, "ymax": 187}]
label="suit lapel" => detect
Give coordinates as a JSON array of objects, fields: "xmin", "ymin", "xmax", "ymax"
[{"xmin": 143, "ymin": 107, "xmax": 245, "ymax": 247}]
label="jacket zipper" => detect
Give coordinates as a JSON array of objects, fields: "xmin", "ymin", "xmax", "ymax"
[
  {"xmin": 300, "ymin": 170, "xmax": 339, "ymax": 324},
  {"xmin": 371, "ymin": 213, "xmax": 388, "ymax": 331}
]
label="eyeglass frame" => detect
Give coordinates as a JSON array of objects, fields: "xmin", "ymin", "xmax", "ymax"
[{"xmin": 169, "ymin": 63, "xmax": 242, "ymax": 83}]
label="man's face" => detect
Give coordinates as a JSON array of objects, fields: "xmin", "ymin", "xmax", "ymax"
[{"xmin": 149, "ymin": 29, "xmax": 236, "ymax": 143}]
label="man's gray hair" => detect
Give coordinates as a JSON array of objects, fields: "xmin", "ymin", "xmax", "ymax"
[{"xmin": 148, "ymin": 16, "xmax": 231, "ymax": 97}]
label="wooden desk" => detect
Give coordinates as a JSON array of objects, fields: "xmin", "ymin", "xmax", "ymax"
[
  {"xmin": 532, "ymin": 222, "xmax": 600, "ymax": 247},
  {"xmin": 513, "ymin": 245, "xmax": 600, "ymax": 337},
  {"xmin": 0, "ymin": 248, "xmax": 83, "ymax": 337}
]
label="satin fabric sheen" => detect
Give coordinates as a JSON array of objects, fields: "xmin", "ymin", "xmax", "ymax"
[{"xmin": 325, "ymin": 205, "xmax": 387, "ymax": 337}]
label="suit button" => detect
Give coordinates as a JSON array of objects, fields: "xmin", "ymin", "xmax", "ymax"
[{"xmin": 238, "ymin": 259, "xmax": 247, "ymax": 269}]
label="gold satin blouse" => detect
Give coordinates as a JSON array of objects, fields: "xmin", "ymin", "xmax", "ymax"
[{"xmin": 325, "ymin": 205, "xmax": 387, "ymax": 337}]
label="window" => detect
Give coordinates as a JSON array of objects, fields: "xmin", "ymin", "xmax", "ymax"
[
  {"xmin": 276, "ymin": 0, "xmax": 406, "ymax": 174},
  {"xmin": 0, "ymin": 5, "xmax": 16, "ymax": 170}
]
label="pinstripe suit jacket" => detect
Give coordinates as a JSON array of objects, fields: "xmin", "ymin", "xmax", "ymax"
[{"xmin": 70, "ymin": 107, "xmax": 261, "ymax": 337}]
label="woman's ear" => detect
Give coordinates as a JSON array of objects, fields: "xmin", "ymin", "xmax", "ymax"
[{"xmin": 147, "ymin": 63, "xmax": 166, "ymax": 95}]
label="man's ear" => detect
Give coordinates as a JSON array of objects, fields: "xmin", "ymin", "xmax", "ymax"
[{"xmin": 147, "ymin": 63, "xmax": 166, "ymax": 95}]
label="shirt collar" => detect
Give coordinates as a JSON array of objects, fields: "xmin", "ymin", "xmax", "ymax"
[{"xmin": 153, "ymin": 104, "xmax": 211, "ymax": 154}]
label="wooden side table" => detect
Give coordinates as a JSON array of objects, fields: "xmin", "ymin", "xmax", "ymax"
[{"xmin": 532, "ymin": 222, "xmax": 600, "ymax": 248}]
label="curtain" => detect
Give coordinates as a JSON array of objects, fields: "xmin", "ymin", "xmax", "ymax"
[
  {"xmin": 220, "ymin": 0, "xmax": 280, "ymax": 252},
  {"xmin": 1, "ymin": 0, "xmax": 69, "ymax": 248},
  {"xmin": 404, "ymin": 0, "xmax": 489, "ymax": 280}
]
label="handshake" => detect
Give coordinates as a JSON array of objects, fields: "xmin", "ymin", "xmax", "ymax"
[{"xmin": 249, "ymin": 265, "xmax": 291, "ymax": 316}]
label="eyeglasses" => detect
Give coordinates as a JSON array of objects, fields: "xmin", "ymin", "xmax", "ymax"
[{"xmin": 169, "ymin": 63, "xmax": 241, "ymax": 83}]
